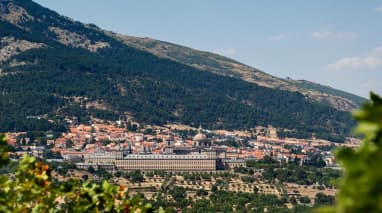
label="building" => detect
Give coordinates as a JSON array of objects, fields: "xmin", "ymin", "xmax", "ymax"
[
  {"xmin": 224, "ymin": 158, "xmax": 246, "ymax": 169},
  {"xmin": 76, "ymin": 150, "xmax": 216, "ymax": 171},
  {"xmin": 74, "ymin": 129, "xmax": 247, "ymax": 172},
  {"xmin": 115, "ymin": 151, "xmax": 216, "ymax": 171},
  {"xmin": 192, "ymin": 126, "xmax": 211, "ymax": 147}
]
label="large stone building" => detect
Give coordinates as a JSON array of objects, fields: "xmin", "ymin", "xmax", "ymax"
[
  {"xmin": 115, "ymin": 151, "xmax": 216, "ymax": 171},
  {"xmin": 75, "ymin": 128, "xmax": 243, "ymax": 172}
]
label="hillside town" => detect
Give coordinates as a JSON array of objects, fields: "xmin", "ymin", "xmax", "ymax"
[{"xmin": 5, "ymin": 117, "xmax": 360, "ymax": 173}]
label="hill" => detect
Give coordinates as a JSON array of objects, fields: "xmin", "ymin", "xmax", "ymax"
[
  {"xmin": 108, "ymin": 33, "xmax": 366, "ymax": 111},
  {"xmin": 0, "ymin": 0, "xmax": 357, "ymax": 141}
]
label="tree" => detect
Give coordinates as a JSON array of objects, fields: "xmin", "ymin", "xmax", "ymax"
[
  {"xmin": 318, "ymin": 92, "xmax": 382, "ymax": 212},
  {"xmin": 130, "ymin": 170, "xmax": 144, "ymax": 183},
  {"xmin": 21, "ymin": 137, "xmax": 27, "ymax": 146},
  {"xmin": 0, "ymin": 134, "xmax": 157, "ymax": 212},
  {"xmin": 87, "ymin": 165, "xmax": 96, "ymax": 174},
  {"xmin": 43, "ymin": 149, "xmax": 63, "ymax": 159},
  {"xmin": 193, "ymin": 200, "xmax": 210, "ymax": 211},
  {"xmin": 289, "ymin": 196, "xmax": 298, "ymax": 205},
  {"xmin": 81, "ymin": 174, "xmax": 88, "ymax": 181},
  {"xmin": 169, "ymin": 186, "xmax": 188, "ymax": 208},
  {"xmin": 127, "ymin": 122, "xmax": 138, "ymax": 132},
  {"xmin": 196, "ymin": 189, "xmax": 208, "ymax": 196},
  {"xmin": 115, "ymin": 171, "xmax": 122, "ymax": 178},
  {"xmin": 305, "ymin": 153, "xmax": 326, "ymax": 168},
  {"xmin": 65, "ymin": 139, "xmax": 74, "ymax": 148},
  {"xmin": 0, "ymin": 135, "xmax": 10, "ymax": 167},
  {"xmin": 211, "ymin": 184, "xmax": 218, "ymax": 192},
  {"xmin": 299, "ymin": 196, "xmax": 311, "ymax": 204},
  {"xmin": 315, "ymin": 193, "xmax": 335, "ymax": 206},
  {"xmin": 253, "ymin": 186, "xmax": 259, "ymax": 194}
]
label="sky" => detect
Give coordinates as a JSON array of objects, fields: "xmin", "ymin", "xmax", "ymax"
[{"xmin": 34, "ymin": 0, "xmax": 382, "ymax": 98}]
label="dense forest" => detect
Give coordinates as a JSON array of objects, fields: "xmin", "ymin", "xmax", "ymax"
[{"xmin": 0, "ymin": 0, "xmax": 356, "ymax": 140}]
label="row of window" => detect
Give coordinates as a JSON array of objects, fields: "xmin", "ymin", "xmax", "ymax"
[
  {"xmin": 116, "ymin": 160, "xmax": 215, "ymax": 170},
  {"xmin": 124, "ymin": 155, "xmax": 209, "ymax": 159}
]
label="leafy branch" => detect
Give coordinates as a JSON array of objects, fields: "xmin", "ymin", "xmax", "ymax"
[
  {"xmin": 0, "ymin": 134, "xmax": 160, "ymax": 213},
  {"xmin": 319, "ymin": 92, "xmax": 382, "ymax": 213}
]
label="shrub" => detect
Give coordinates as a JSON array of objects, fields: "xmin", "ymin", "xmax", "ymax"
[
  {"xmin": 318, "ymin": 92, "xmax": 382, "ymax": 213},
  {"xmin": 0, "ymin": 134, "xmax": 158, "ymax": 212}
]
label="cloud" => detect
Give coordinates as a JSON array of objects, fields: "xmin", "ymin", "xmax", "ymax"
[
  {"xmin": 325, "ymin": 57, "xmax": 380, "ymax": 71},
  {"xmin": 325, "ymin": 46, "xmax": 382, "ymax": 71},
  {"xmin": 374, "ymin": 5, "xmax": 382, "ymax": 12},
  {"xmin": 311, "ymin": 31, "xmax": 358, "ymax": 40},
  {"xmin": 268, "ymin": 33, "xmax": 288, "ymax": 41},
  {"xmin": 374, "ymin": 46, "xmax": 382, "ymax": 53},
  {"xmin": 212, "ymin": 48, "xmax": 236, "ymax": 56}
]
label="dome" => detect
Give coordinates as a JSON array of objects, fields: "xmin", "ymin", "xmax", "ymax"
[
  {"xmin": 165, "ymin": 134, "xmax": 174, "ymax": 141},
  {"xmin": 193, "ymin": 132, "xmax": 207, "ymax": 141}
]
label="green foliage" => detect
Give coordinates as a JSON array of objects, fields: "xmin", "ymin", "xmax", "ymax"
[
  {"xmin": 0, "ymin": 161, "xmax": 18, "ymax": 175},
  {"xmin": 299, "ymin": 196, "xmax": 311, "ymax": 204},
  {"xmin": 319, "ymin": 92, "xmax": 382, "ymax": 213},
  {"xmin": 127, "ymin": 170, "xmax": 145, "ymax": 183},
  {"xmin": 292, "ymin": 205, "xmax": 313, "ymax": 213},
  {"xmin": 92, "ymin": 167, "xmax": 113, "ymax": 180},
  {"xmin": 0, "ymin": 134, "xmax": 158, "ymax": 212},
  {"xmin": 181, "ymin": 172, "xmax": 212, "ymax": 182},
  {"xmin": 168, "ymin": 186, "xmax": 187, "ymax": 204},
  {"xmin": 89, "ymin": 107, "xmax": 119, "ymax": 121},
  {"xmin": 211, "ymin": 184, "xmax": 218, "ymax": 192},
  {"xmin": 249, "ymin": 154, "xmax": 339, "ymax": 186},
  {"xmin": 0, "ymin": 134, "xmax": 10, "ymax": 167},
  {"xmin": 143, "ymin": 128, "xmax": 155, "ymax": 135},
  {"xmin": 315, "ymin": 192, "xmax": 335, "ymax": 206},
  {"xmin": 262, "ymin": 164, "xmax": 340, "ymax": 186},
  {"xmin": 241, "ymin": 175, "xmax": 256, "ymax": 183},
  {"xmin": 152, "ymin": 188, "xmax": 297, "ymax": 212},
  {"xmin": 126, "ymin": 122, "xmax": 139, "ymax": 132},
  {"xmin": 43, "ymin": 149, "xmax": 63, "ymax": 159},
  {"xmin": 208, "ymin": 191, "xmax": 288, "ymax": 212},
  {"xmin": 196, "ymin": 188, "xmax": 208, "ymax": 196},
  {"xmin": 305, "ymin": 153, "xmax": 326, "ymax": 168},
  {"xmin": 234, "ymin": 166, "xmax": 254, "ymax": 175},
  {"xmin": 246, "ymin": 155, "xmax": 279, "ymax": 169},
  {"xmin": 65, "ymin": 139, "xmax": 74, "ymax": 148}
]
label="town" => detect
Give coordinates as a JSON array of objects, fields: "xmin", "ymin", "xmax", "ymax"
[
  {"xmin": 5, "ymin": 116, "xmax": 360, "ymax": 172},
  {"xmin": 3, "ymin": 117, "xmax": 358, "ymax": 210}
]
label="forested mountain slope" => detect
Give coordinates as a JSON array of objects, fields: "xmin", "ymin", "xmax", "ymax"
[
  {"xmin": 109, "ymin": 33, "xmax": 366, "ymax": 111},
  {"xmin": 0, "ymin": 0, "xmax": 356, "ymax": 141}
]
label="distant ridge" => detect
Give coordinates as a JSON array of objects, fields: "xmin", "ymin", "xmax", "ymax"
[{"xmin": 108, "ymin": 32, "xmax": 366, "ymax": 111}]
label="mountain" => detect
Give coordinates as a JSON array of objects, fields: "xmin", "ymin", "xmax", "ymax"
[
  {"xmin": 0, "ymin": 0, "xmax": 359, "ymax": 141},
  {"xmin": 107, "ymin": 32, "xmax": 366, "ymax": 111}
]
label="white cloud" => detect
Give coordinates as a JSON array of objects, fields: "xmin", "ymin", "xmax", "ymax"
[
  {"xmin": 374, "ymin": 46, "xmax": 382, "ymax": 53},
  {"xmin": 374, "ymin": 5, "xmax": 382, "ymax": 12},
  {"xmin": 212, "ymin": 48, "xmax": 236, "ymax": 56},
  {"xmin": 325, "ymin": 56, "xmax": 380, "ymax": 71},
  {"xmin": 311, "ymin": 31, "xmax": 358, "ymax": 40},
  {"xmin": 325, "ymin": 46, "xmax": 382, "ymax": 71},
  {"xmin": 268, "ymin": 33, "xmax": 288, "ymax": 41},
  {"xmin": 311, "ymin": 31, "xmax": 332, "ymax": 39}
]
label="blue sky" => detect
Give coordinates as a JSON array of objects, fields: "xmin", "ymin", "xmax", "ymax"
[{"xmin": 34, "ymin": 0, "xmax": 382, "ymax": 98}]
